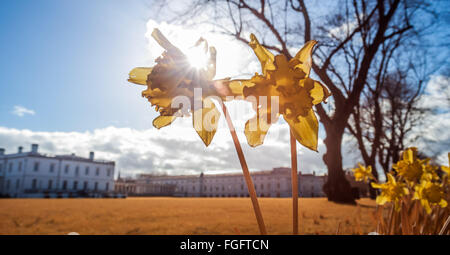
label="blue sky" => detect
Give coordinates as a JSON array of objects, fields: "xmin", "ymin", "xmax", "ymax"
[{"xmin": 0, "ymin": 0, "xmax": 155, "ymax": 131}]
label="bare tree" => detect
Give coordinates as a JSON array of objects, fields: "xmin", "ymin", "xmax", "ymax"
[{"xmin": 378, "ymin": 71, "xmax": 427, "ymax": 171}]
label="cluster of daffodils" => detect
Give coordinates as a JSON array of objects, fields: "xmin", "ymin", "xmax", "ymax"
[
  {"xmin": 353, "ymin": 148, "xmax": 449, "ymax": 214},
  {"xmin": 128, "ymin": 29, "xmax": 330, "ymax": 151}
]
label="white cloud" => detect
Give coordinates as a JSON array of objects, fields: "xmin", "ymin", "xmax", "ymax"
[
  {"xmin": 11, "ymin": 105, "xmax": 35, "ymax": 117},
  {"xmin": 418, "ymin": 75, "xmax": 450, "ymax": 111},
  {"xmin": 403, "ymin": 75, "xmax": 450, "ymax": 164},
  {"xmin": 328, "ymin": 20, "xmax": 358, "ymax": 40},
  {"xmin": 0, "ymin": 114, "xmax": 334, "ymax": 178}
]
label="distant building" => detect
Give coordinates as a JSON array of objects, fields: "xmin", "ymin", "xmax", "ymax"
[
  {"xmin": 299, "ymin": 172, "xmax": 327, "ymax": 197},
  {"xmin": 0, "ymin": 144, "xmax": 115, "ymax": 198},
  {"xmin": 114, "ymin": 172, "xmax": 137, "ymax": 196},
  {"xmin": 132, "ymin": 167, "xmax": 326, "ymax": 198}
]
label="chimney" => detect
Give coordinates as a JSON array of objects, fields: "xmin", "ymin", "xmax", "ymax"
[
  {"xmin": 31, "ymin": 144, "xmax": 38, "ymax": 153},
  {"xmin": 18, "ymin": 146, "xmax": 23, "ymax": 153},
  {"xmin": 0, "ymin": 148, "xmax": 4, "ymax": 156},
  {"xmin": 89, "ymin": 151, "xmax": 94, "ymax": 160}
]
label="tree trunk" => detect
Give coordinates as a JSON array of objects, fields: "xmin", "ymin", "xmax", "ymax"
[
  {"xmin": 322, "ymin": 126, "xmax": 356, "ymax": 204},
  {"xmin": 367, "ymin": 162, "xmax": 378, "ymax": 199}
]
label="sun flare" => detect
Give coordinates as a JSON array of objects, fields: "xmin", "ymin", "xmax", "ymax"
[{"xmin": 185, "ymin": 46, "xmax": 209, "ymax": 70}]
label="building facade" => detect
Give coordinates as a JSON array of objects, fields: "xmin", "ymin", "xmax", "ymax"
[
  {"xmin": 0, "ymin": 144, "xmax": 115, "ymax": 198},
  {"xmin": 132, "ymin": 167, "xmax": 326, "ymax": 198},
  {"xmin": 114, "ymin": 175, "xmax": 137, "ymax": 196}
]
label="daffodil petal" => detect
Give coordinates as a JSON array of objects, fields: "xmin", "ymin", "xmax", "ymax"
[
  {"xmin": 423, "ymin": 200, "xmax": 432, "ymax": 214},
  {"xmin": 293, "ymin": 40, "xmax": 317, "ymax": 77},
  {"xmin": 371, "ymin": 182, "xmax": 382, "ymax": 189},
  {"xmin": 128, "ymin": 67, "xmax": 152, "ymax": 85},
  {"xmin": 151, "ymin": 28, "xmax": 183, "ymax": 54},
  {"xmin": 244, "ymin": 107, "xmax": 278, "ymax": 147},
  {"xmin": 153, "ymin": 115, "xmax": 177, "ymax": 129},
  {"xmin": 193, "ymin": 98, "xmax": 220, "ymax": 146},
  {"xmin": 376, "ymin": 195, "xmax": 389, "ymax": 205},
  {"xmin": 285, "ymin": 109, "xmax": 319, "ymax": 152},
  {"xmin": 212, "ymin": 79, "xmax": 251, "ymax": 99},
  {"xmin": 309, "ymin": 79, "xmax": 331, "ymax": 104},
  {"xmin": 439, "ymin": 199, "xmax": 448, "ymax": 208},
  {"xmin": 244, "ymin": 118, "xmax": 269, "ymax": 147},
  {"xmin": 249, "ymin": 34, "xmax": 275, "ymax": 75},
  {"xmin": 387, "ymin": 173, "xmax": 396, "ymax": 184}
]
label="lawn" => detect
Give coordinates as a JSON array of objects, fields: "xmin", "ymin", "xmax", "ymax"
[{"xmin": 0, "ymin": 197, "xmax": 377, "ymax": 235}]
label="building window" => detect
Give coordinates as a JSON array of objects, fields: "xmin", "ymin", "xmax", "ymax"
[
  {"xmin": 32, "ymin": 179, "xmax": 37, "ymax": 189},
  {"xmin": 62, "ymin": 180, "xmax": 67, "ymax": 190},
  {"xmin": 0, "ymin": 164, "xmax": 3, "ymax": 172},
  {"xmin": 65, "ymin": 165, "xmax": 69, "ymax": 174},
  {"xmin": 48, "ymin": 180, "xmax": 53, "ymax": 190},
  {"xmin": 6, "ymin": 180, "xmax": 10, "ymax": 190},
  {"xmin": 193, "ymin": 186, "xmax": 196, "ymax": 191},
  {"xmin": 33, "ymin": 162, "xmax": 39, "ymax": 172},
  {"xmin": 107, "ymin": 168, "xmax": 111, "ymax": 177},
  {"xmin": 9, "ymin": 163, "xmax": 13, "ymax": 172},
  {"xmin": 18, "ymin": 162, "xmax": 22, "ymax": 172},
  {"xmin": 94, "ymin": 182, "xmax": 98, "ymax": 191},
  {"xmin": 96, "ymin": 167, "xmax": 100, "ymax": 176},
  {"xmin": 261, "ymin": 184, "xmax": 264, "ymax": 190},
  {"xmin": 105, "ymin": 182, "xmax": 109, "ymax": 191},
  {"xmin": 83, "ymin": 181, "xmax": 88, "ymax": 191},
  {"xmin": 16, "ymin": 179, "xmax": 20, "ymax": 189},
  {"xmin": 85, "ymin": 167, "xmax": 89, "ymax": 175},
  {"xmin": 73, "ymin": 181, "xmax": 78, "ymax": 190},
  {"xmin": 75, "ymin": 166, "xmax": 79, "ymax": 176},
  {"xmin": 241, "ymin": 184, "xmax": 244, "ymax": 190},
  {"xmin": 50, "ymin": 163, "xmax": 55, "ymax": 173}
]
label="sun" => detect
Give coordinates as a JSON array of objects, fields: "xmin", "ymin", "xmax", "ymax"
[{"xmin": 185, "ymin": 46, "xmax": 209, "ymax": 70}]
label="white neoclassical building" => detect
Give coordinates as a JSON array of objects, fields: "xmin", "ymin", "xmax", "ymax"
[
  {"xmin": 0, "ymin": 144, "xmax": 115, "ymax": 198},
  {"xmin": 133, "ymin": 167, "xmax": 326, "ymax": 198}
]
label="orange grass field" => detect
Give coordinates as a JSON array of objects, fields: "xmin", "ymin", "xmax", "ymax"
[{"xmin": 0, "ymin": 197, "xmax": 377, "ymax": 235}]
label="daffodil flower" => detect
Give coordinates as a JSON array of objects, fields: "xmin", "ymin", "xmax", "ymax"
[
  {"xmin": 393, "ymin": 147, "xmax": 439, "ymax": 184},
  {"xmin": 238, "ymin": 34, "xmax": 330, "ymax": 151},
  {"xmin": 371, "ymin": 173, "xmax": 409, "ymax": 211},
  {"xmin": 352, "ymin": 163, "xmax": 375, "ymax": 183},
  {"xmin": 128, "ymin": 29, "xmax": 243, "ymax": 146},
  {"xmin": 413, "ymin": 180, "xmax": 448, "ymax": 214}
]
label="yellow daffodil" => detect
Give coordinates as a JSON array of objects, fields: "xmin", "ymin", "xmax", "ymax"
[
  {"xmin": 128, "ymin": 29, "xmax": 243, "ymax": 146},
  {"xmin": 413, "ymin": 180, "xmax": 448, "ymax": 214},
  {"xmin": 238, "ymin": 34, "xmax": 330, "ymax": 151},
  {"xmin": 393, "ymin": 147, "xmax": 438, "ymax": 184},
  {"xmin": 352, "ymin": 163, "xmax": 375, "ymax": 183},
  {"xmin": 371, "ymin": 173, "xmax": 409, "ymax": 210}
]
